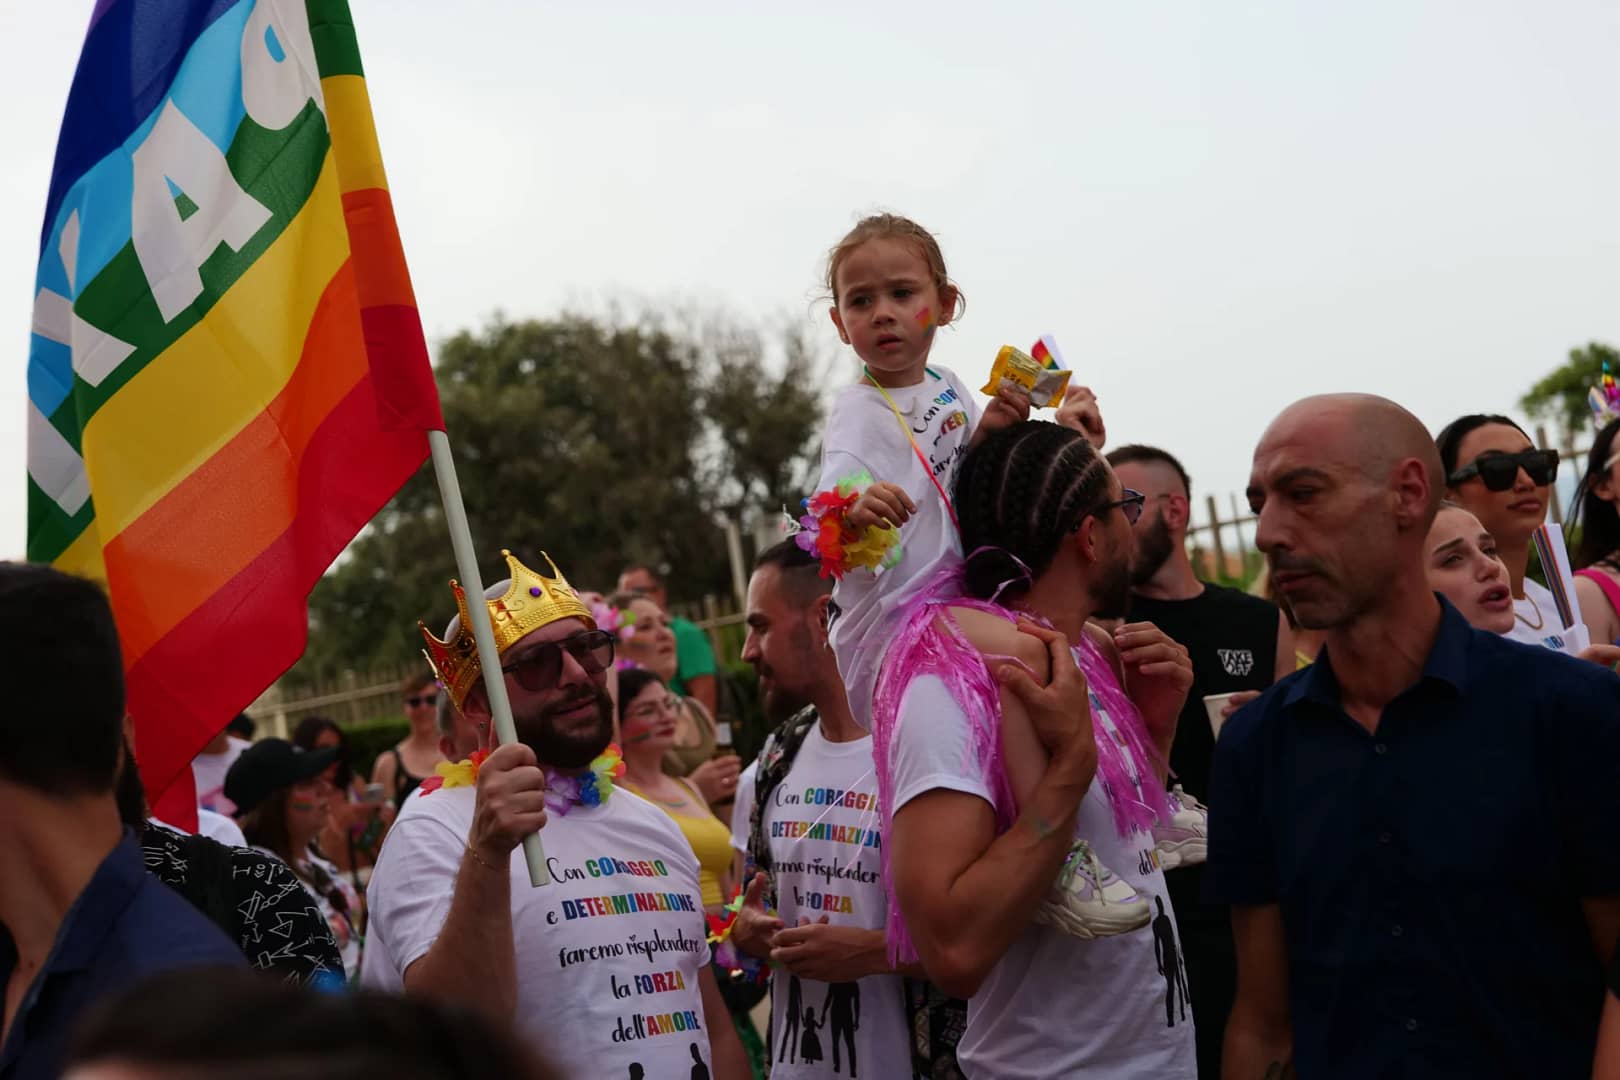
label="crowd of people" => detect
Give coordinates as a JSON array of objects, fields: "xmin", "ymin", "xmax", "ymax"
[{"xmin": 5, "ymin": 213, "xmax": 1620, "ymax": 1079}]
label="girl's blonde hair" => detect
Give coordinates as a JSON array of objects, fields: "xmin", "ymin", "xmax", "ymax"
[{"xmin": 825, "ymin": 213, "xmax": 966, "ymax": 321}]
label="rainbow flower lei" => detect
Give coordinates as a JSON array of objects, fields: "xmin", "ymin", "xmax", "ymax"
[
  {"xmin": 417, "ymin": 749, "xmax": 490, "ymax": 795},
  {"xmin": 418, "ymin": 743, "xmax": 627, "ymax": 816},
  {"xmin": 784, "ymin": 470, "xmax": 903, "ymax": 580},
  {"xmin": 542, "ymin": 743, "xmax": 627, "ymax": 816}
]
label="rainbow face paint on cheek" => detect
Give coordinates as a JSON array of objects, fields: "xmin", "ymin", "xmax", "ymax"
[{"xmin": 915, "ymin": 307, "xmax": 935, "ymax": 336}]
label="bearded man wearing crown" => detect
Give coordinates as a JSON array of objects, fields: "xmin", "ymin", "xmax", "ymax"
[{"xmin": 360, "ymin": 549, "xmax": 748, "ymax": 1078}]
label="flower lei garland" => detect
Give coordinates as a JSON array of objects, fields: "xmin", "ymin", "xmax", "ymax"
[
  {"xmin": 784, "ymin": 470, "xmax": 903, "ymax": 580},
  {"xmin": 419, "ymin": 743, "xmax": 627, "ymax": 817},
  {"xmin": 542, "ymin": 744, "xmax": 627, "ymax": 816},
  {"xmin": 706, "ymin": 883, "xmax": 775, "ymax": 983}
]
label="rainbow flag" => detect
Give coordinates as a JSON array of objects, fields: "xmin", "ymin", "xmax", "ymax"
[
  {"xmin": 1030, "ymin": 334, "xmax": 1068, "ymax": 371},
  {"xmin": 26, "ymin": 0, "xmax": 442, "ymax": 821}
]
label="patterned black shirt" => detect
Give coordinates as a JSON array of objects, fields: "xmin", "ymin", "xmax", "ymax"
[{"xmin": 140, "ymin": 823, "xmax": 344, "ymax": 987}]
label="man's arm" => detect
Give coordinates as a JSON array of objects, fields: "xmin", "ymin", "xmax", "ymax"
[
  {"xmin": 400, "ymin": 742, "xmax": 546, "ymax": 1021},
  {"xmin": 890, "ymin": 624, "xmax": 1097, "ymax": 998},
  {"xmin": 699, "ymin": 964, "xmax": 750, "ymax": 1080},
  {"xmin": 770, "ymin": 921, "xmax": 929, "ymax": 981},
  {"xmin": 1273, "ymin": 610, "xmax": 1296, "ymax": 684},
  {"xmin": 1224, "ymin": 904, "xmax": 1293, "ymax": 1080}
]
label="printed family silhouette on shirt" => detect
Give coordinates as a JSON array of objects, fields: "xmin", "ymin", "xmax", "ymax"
[
  {"xmin": 778, "ymin": 975, "xmax": 863, "ymax": 1075},
  {"xmin": 1151, "ymin": 894, "xmax": 1190, "ymax": 1027},
  {"xmin": 624, "ymin": 1044, "xmax": 709, "ymax": 1080}
]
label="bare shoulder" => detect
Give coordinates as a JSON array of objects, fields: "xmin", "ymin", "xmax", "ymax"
[{"xmin": 943, "ymin": 606, "xmax": 1049, "ymax": 676}]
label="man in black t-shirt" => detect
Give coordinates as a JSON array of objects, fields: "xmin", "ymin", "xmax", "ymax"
[{"xmin": 1109, "ymin": 444, "xmax": 1293, "ymax": 1080}]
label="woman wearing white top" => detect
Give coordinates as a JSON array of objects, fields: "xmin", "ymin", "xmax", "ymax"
[{"xmin": 226, "ymin": 738, "xmax": 363, "ymax": 981}]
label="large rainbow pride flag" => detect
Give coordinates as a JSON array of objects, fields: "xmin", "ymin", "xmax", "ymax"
[{"xmin": 26, "ymin": 0, "xmax": 442, "ymax": 821}]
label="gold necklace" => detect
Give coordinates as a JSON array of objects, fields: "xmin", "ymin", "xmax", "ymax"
[{"xmin": 1516, "ymin": 592, "xmax": 1545, "ymax": 631}]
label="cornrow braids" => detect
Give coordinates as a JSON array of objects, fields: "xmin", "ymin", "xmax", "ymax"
[{"xmin": 956, "ymin": 420, "xmax": 1111, "ymax": 601}]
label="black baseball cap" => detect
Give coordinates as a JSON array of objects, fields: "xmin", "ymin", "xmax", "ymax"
[{"xmin": 224, "ymin": 738, "xmax": 336, "ymax": 816}]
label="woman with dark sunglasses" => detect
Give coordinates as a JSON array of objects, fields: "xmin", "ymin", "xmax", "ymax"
[
  {"xmin": 371, "ymin": 672, "xmax": 448, "ymax": 806},
  {"xmin": 1572, "ymin": 417, "xmax": 1620, "ymax": 647},
  {"xmin": 1436, "ymin": 414, "xmax": 1560, "ymax": 648}
]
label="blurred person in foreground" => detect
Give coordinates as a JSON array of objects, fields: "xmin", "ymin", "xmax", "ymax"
[
  {"xmin": 0, "ymin": 564, "xmax": 243, "ymax": 1080},
  {"xmin": 64, "ymin": 968, "xmax": 555, "ymax": 1080},
  {"xmin": 1214, "ymin": 394, "xmax": 1620, "ymax": 1079}
]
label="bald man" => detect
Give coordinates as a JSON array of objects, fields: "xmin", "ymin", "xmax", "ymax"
[{"xmin": 1208, "ymin": 394, "xmax": 1620, "ymax": 1080}]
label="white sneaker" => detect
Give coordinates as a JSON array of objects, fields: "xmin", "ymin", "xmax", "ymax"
[
  {"xmin": 1033, "ymin": 838, "xmax": 1151, "ymax": 940},
  {"xmin": 1154, "ymin": 784, "xmax": 1208, "ymax": 871}
]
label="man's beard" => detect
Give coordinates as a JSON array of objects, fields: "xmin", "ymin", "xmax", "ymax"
[
  {"xmin": 114, "ymin": 736, "xmax": 148, "ymax": 830},
  {"xmin": 1130, "ymin": 509, "xmax": 1175, "ymax": 587},
  {"xmin": 1093, "ymin": 547, "xmax": 1135, "ymax": 621},
  {"xmin": 759, "ymin": 665, "xmax": 814, "ymax": 725},
  {"xmin": 513, "ymin": 686, "xmax": 615, "ymax": 770}
]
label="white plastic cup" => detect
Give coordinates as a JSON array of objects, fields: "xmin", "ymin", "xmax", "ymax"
[{"xmin": 1204, "ymin": 693, "xmax": 1239, "ymax": 740}]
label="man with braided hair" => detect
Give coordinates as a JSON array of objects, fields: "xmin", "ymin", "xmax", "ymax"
[{"xmin": 871, "ymin": 420, "xmax": 1198, "ymax": 1078}]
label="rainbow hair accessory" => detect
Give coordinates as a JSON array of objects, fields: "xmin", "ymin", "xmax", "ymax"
[
  {"xmin": 1590, "ymin": 362, "xmax": 1620, "ymax": 428},
  {"xmin": 783, "ymin": 470, "xmax": 903, "ymax": 580}
]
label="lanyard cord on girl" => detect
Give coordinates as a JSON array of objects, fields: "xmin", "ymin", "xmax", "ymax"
[{"xmin": 861, "ymin": 365, "xmax": 961, "ymax": 533}]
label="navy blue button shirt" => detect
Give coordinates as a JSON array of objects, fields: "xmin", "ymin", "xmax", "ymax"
[
  {"xmin": 1, "ymin": 831, "xmax": 245, "ymax": 1080},
  {"xmin": 1206, "ymin": 597, "xmax": 1620, "ymax": 1080}
]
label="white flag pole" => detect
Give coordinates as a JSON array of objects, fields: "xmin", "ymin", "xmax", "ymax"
[{"xmin": 427, "ymin": 429, "xmax": 549, "ymax": 887}]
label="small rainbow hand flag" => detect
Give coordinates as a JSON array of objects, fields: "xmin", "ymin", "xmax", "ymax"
[
  {"xmin": 25, "ymin": 0, "xmax": 442, "ymax": 825},
  {"xmin": 1030, "ymin": 334, "xmax": 1068, "ymax": 371}
]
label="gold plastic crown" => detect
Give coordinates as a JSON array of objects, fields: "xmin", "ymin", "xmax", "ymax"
[{"xmin": 418, "ymin": 549, "xmax": 596, "ymax": 711}]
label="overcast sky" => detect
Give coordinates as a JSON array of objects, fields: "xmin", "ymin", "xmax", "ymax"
[{"xmin": 5, "ymin": 1, "xmax": 1619, "ymax": 560}]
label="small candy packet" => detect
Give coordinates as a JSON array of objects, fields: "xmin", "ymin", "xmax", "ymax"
[{"xmin": 982, "ymin": 345, "xmax": 1071, "ymax": 408}]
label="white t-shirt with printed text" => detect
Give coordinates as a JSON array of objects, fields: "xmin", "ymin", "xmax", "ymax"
[
  {"xmin": 730, "ymin": 726, "xmax": 912, "ymax": 1079},
  {"xmin": 820, "ymin": 367, "xmax": 980, "ymax": 731},
  {"xmin": 729, "ymin": 762, "xmax": 758, "ymax": 854},
  {"xmin": 363, "ymin": 785, "xmax": 715, "ymax": 1077},
  {"xmin": 890, "ymin": 675, "xmax": 1197, "ymax": 1079}
]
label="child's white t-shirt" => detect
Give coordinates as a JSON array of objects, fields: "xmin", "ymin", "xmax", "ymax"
[{"xmin": 818, "ymin": 367, "xmax": 980, "ymax": 730}]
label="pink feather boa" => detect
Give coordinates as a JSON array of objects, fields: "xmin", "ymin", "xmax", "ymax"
[{"xmin": 868, "ymin": 567, "xmax": 1173, "ymax": 965}]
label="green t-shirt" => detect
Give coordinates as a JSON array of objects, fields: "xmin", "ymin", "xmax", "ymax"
[{"xmin": 668, "ymin": 615, "xmax": 716, "ymax": 696}]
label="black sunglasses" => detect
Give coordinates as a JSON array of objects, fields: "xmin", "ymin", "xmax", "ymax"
[
  {"xmin": 1076, "ymin": 488, "xmax": 1147, "ymax": 529},
  {"xmin": 500, "ymin": 629, "xmax": 616, "ymax": 691},
  {"xmin": 1447, "ymin": 448, "xmax": 1558, "ymax": 492},
  {"xmin": 405, "ymin": 693, "xmax": 438, "ymax": 708}
]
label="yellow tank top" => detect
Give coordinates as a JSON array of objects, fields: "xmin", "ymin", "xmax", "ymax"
[{"xmin": 628, "ymin": 780, "xmax": 732, "ymax": 908}]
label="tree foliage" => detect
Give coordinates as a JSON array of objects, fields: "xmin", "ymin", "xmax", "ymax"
[
  {"xmin": 293, "ymin": 310, "xmax": 827, "ymax": 682},
  {"xmin": 1520, "ymin": 341, "xmax": 1618, "ymax": 444}
]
